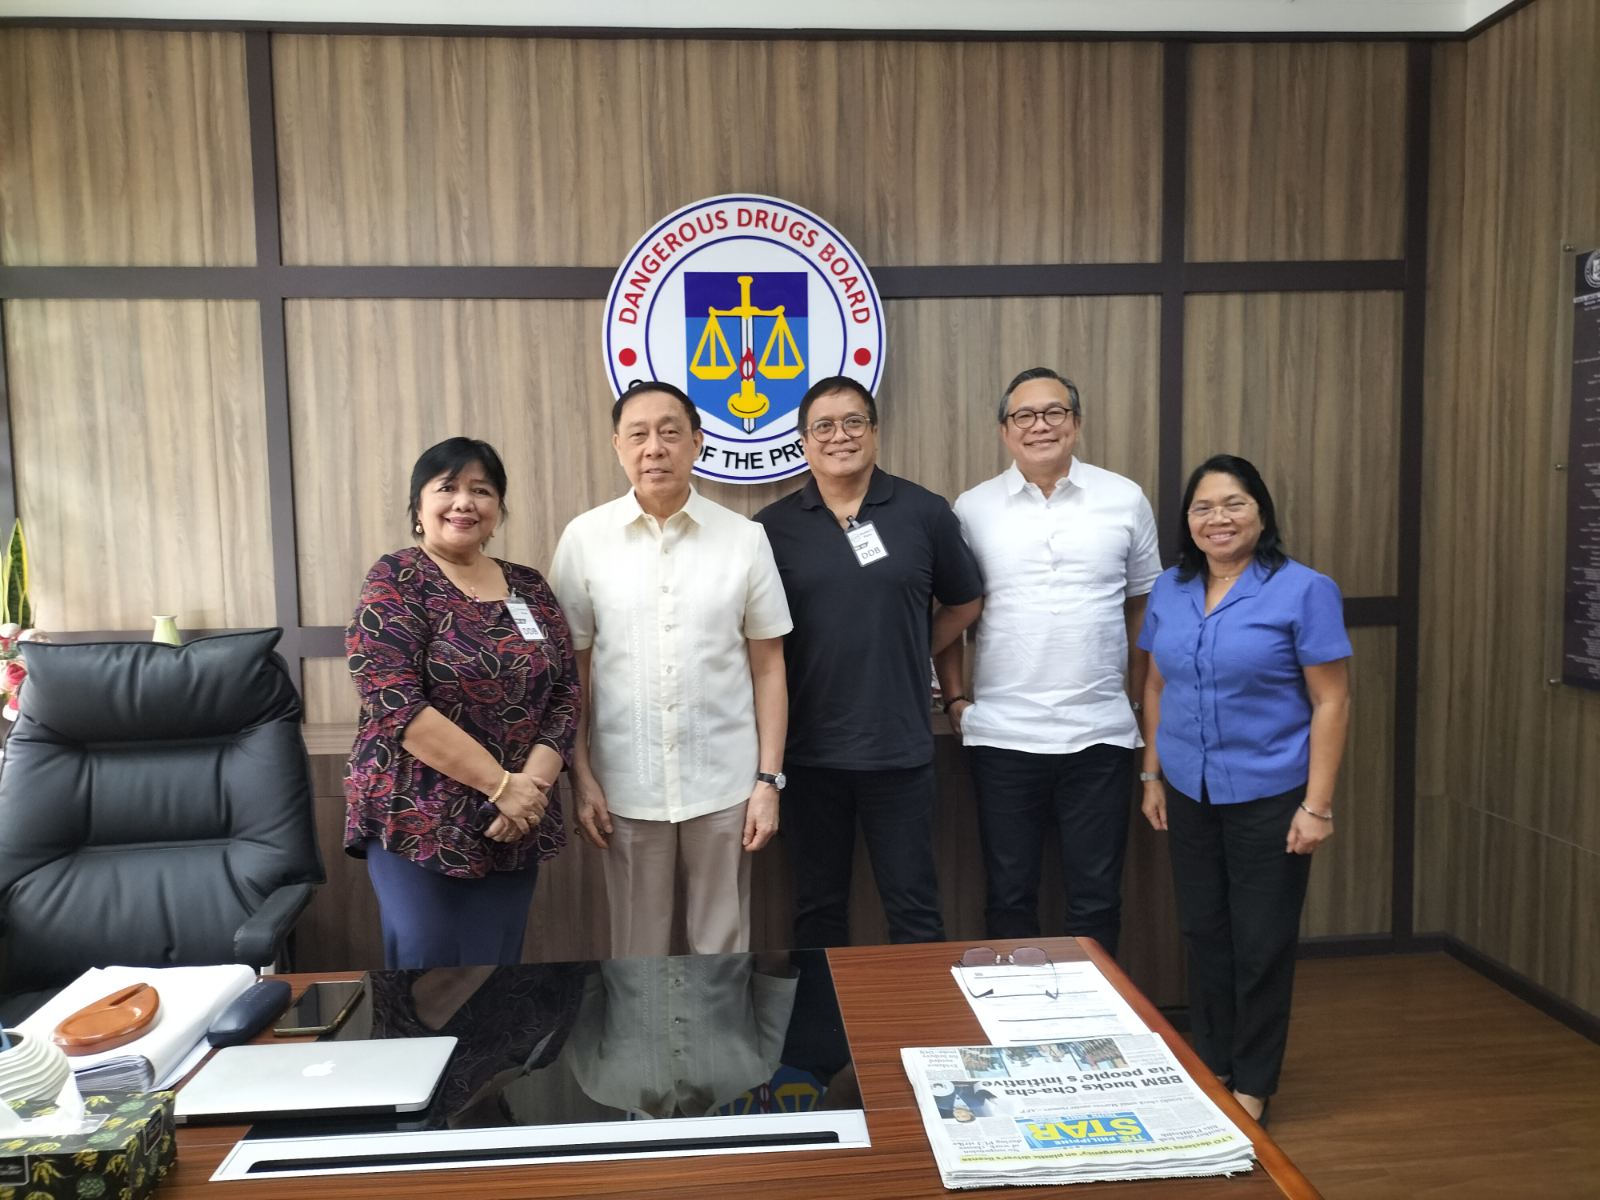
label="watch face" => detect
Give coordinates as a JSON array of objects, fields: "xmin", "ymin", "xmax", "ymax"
[{"xmin": 774, "ymin": 772, "xmax": 787, "ymax": 790}]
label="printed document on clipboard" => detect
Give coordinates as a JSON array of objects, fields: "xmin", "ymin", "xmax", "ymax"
[{"xmin": 952, "ymin": 958, "xmax": 1150, "ymax": 1045}]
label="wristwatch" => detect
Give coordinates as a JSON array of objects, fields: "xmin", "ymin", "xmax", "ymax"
[
  {"xmin": 756, "ymin": 771, "xmax": 787, "ymax": 790},
  {"xmin": 1138, "ymin": 771, "xmax": 1161, "ymax": 783}
]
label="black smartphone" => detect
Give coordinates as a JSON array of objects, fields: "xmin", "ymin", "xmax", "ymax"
[{"xmin": 271, "ymin": 978, "xmax": 365, "ymax": 1037}]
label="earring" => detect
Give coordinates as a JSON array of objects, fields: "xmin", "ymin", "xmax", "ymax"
[{"xmin": 413, "ymin": 521, "xmax": 423, "ymax": 536}]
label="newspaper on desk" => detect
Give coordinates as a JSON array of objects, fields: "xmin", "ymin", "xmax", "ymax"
[{"xmin": 901, "ymin": 1035, "xmax": 1255, "ymax": 1189}]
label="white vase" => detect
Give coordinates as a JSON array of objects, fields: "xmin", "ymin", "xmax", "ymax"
[
  {"xmin": 0, "ymin": 1030, "xmax": 72, "ymax": 1106},
  {"xmin": 151, "ymin": 615, "xmax": 181, "ymax": 646}
]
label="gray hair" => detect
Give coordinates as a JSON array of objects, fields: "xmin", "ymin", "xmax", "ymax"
[{"xmin": 998, "ymin": 367, "xmax": 1082, "ymax": 424}]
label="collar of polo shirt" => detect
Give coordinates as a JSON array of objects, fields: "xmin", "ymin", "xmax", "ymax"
[
  {"xmin": 798, "ymin": 465, "xmax": 895, "ymax": 511},
  {"xmin": 1003, "ymin": 457, "xmax": 1083, "ymax": 498},
  {"xmin": 618, "ymin": 485, "xmax": 710, "ymax": 527}
]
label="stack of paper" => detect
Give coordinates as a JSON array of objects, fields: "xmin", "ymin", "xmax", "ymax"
[
  {"xmin": 951, "ymin": 959, "xmax": 1150, "ymax": 1045},
  {"xmin": 902, "ymin": 1034, "xmax": 1255, "ymax": 1189},
  {"xmin": 19, "ymin": 964, "xmax": 256, "ymax": 1090}
]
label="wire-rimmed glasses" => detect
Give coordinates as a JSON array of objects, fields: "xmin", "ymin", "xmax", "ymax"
[
  {"xmin": 1186, "ymin": 498, "xmax": 1256, "ymax": 521},
  {"xmin": 955, "ymin": 945, "xmax": 1059, "ymax": 1000},
  {"xmin": 803, "ymin": 414, "xmax": 874, "ymax": 440}
]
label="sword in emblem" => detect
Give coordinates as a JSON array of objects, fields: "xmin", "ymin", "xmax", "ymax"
[{"xmin": 689, "ymin": 274, "xmax": 804, "ymax": 433}]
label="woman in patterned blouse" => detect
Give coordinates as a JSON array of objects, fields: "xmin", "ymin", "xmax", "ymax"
[{"xmin": 345, "ymin": 437, "xmax": 581, "ymax": 968}]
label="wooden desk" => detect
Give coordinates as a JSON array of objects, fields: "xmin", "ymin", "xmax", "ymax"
[{"xmin": 162, "ymin": 939, "xmax": 1319, "ymax": 1199}]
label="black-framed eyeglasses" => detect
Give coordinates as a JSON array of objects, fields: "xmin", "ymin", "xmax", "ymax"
[
  {"xmin": 1004, "ymin": 405, "xmax": 1076, "ymax": 430},
  {"xmin": 955, "ymin": 945, "xmax": 1059, "ymax": 1000},
  {"xmin": 804, "ymin": 414, "xmax": 874, "ymax": 440}
]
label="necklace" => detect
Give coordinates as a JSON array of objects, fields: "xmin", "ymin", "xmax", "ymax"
[
  {"xmin": 1210, "ymin": 568, "xmax": 1244, "ymax": 583},
  {"xmin": 426, "ymin": 548, "xmax": 489, "ymax": 600}
]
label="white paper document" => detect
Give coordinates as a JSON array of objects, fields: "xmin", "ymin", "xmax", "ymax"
[
  {"xmin": 952, "ymin": 959, "xmax": 1150, "ymax": 1045},
  {"xmin": 19, "ymin": 964, "xmax": 256, "ymax": 1089}
]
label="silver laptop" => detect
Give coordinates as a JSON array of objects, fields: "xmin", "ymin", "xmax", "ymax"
[{"xmin": 174, "ymin": 1037, "xmax": 457, "ymax": 1125}]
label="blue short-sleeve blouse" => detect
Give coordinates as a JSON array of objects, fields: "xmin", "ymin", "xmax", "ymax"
[{"xmin": 1137, "ymin": 557, "xmax": 1351, "ymax": 806}]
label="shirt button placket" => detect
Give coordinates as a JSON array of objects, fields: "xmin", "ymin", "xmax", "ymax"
[{"xmin": 660, "ymin": 531, "xmax": 681, "ymax": 820}]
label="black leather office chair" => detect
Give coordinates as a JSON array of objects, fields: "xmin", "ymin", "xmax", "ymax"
[{"xmin": 0, "ymin": 629, "xmax": 324, "ymax": 1024}]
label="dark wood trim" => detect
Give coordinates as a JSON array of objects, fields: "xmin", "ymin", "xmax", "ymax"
[
  {"xmin": 1297, "ymin": 933, "xmax": 1445, "ymax": 958},
  {"xmin": 1343, "ymin": 596, "xmax": 1401, "ymax": 626},
  {"xmin": 49, "ymin": 628, "xmax": 248, "ymax": 644},
  {"xmin": 1295, "ymin": 932, "xmax": 1598, "ymax": 1046},
  {"xmin": 1182, "ymin": 260, "xmax": 1406, "ymax": 293},
  {"xmin": 0, "ymin": 302, "xmax": 15, "ymax": 534},
  {"xmin": 246, "ymin": 32, "xmax": 282, "ymax": 276},
  {"xmin": 296, "ymin": 627, "xmax": 347, "ymax": 658},
  {"xmin": 0, "ymin": 260, "xmax": 1408, "ymax": 303},
  {"xmin": 246, "ymin": 31, "xmax": 305, "ymax": 700},
  {"xmin": 1391, "ymin": 41, "xmax": 1431, "ymax": 941},
  {"xmin": 1279, "ymin": 933, "xmax": 1598, "ymax": 1045},
  {"xmin": 0, "ymin": 265, "xmax": 617, "ymax": 301},
  {"xmin": 0, "ymin": 17, "xmax": 1492, "ymax": 43},
  {"xmin": 872, "ymin": 263, "xmax": 1163, "ymax": 298},
  {"xmin": 1438, "ymin": 936, "xmax": 1600, "ymax": 1044},
  {"xmin": 99, "ymin": 600, "xmax": 1408, "ymax": 662},
  {"xmin": 1180, "ymin": 932, "xmax": 1600, "ymax": 1049},
  {"xmin": 1461, "ymin": 0, "xmax": 1538, "ymax": 39},
  {"xmin": 1156, "ymin": 41, "xmax": 1189, "ymax": 562}
]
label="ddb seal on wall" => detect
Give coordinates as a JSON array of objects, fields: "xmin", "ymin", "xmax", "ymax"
[{"xmin": 604, "ymin": 195, "xmax": 886, "ymax": 484}]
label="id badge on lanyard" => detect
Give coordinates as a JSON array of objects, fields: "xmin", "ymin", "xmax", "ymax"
[
  {"xmin": 504, "ymin": 594, "xmax": 546, "ymax": 641},
  {"xmin": 846, "ymin": 518, "xmax": 889, "ymax": 567}
]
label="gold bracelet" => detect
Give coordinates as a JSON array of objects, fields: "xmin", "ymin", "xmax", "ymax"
[
  {"xmin": 1299, "ymin": 803, "xmax": 1334, "ymax": 822},
  {"xmin": 488, "ymin": 770, "xmax": 511, "ymax": 805}
]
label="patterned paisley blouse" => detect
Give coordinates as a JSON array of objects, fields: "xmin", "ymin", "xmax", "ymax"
[{"xmin": 344, "ymin": 546, "xmax": 580, "ymax": 879}]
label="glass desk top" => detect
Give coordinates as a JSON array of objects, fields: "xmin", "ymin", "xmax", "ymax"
[{"xmin": 219, "ymin": 951, "xmax": 866, "ymax": 1181}]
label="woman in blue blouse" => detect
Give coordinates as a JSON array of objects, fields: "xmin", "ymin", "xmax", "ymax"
[{"xmin": 1137, "ymin": 455, "xmax": 1350, "ymax": 1125}]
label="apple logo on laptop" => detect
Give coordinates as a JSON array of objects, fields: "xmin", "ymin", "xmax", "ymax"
[{"xmin": 302, "ymin": 1061, "xmax": 337, "ymax": 1078}]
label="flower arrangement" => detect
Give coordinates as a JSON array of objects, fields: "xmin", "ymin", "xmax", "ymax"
[{"xmin": 0, "ymin": 519, "xmax": 43, "ymax": 722}]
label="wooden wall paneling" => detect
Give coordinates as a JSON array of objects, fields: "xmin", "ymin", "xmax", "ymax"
[
  {"xmin": 1418, "ymin": 0, "xmax": 1600, "ymax": 1017},
  {"xmin": 272, "ymin": 35, "xmax": 1161, "ymax": 267},
  {"xmin": 297, "ymin": 756, "xmax": 381, "ymax": 971},
  {"xmin": 3, "ymin": 299, "xmax": 273, "ymax": 630},
  {"xmin": 1183, "ymin": 291, "xmax": 1401, "ymax": 598},
  {"xmin": 1579, "ymin": 851, "xmax": 1600, "ymax": 1017},
  {"xmin": 288, "ymin": 298, "xmax": 622, "ymax": 627},
  {"xmin": 0, "ymin": 29, "xmax": 254, "ymax": 266},
  {"xmin": 1419, "ymin": 35, "xmax": 1499, "ymax": 857},
  {"xmin": 1413, "ymin": 795, "xmax": 1486, "ymax": 946},
  {"xmin": 1187, "ymin": 42, "xmax": 1407, "ymax": 262},
  {"xmin": 298, "ymin": 723, "xmax": 1187, "ymax": 1004},
  {"xmin": 1301, "ymin": 627, "xmax": 1395, "ymax": 937},
  {"xmin": 1119, "ymin": 813, "xmax": 1183, "ymax": 1008},
  {"xmin": 1422, "ymin": 0, "xmax": 1600, "ymax": 848},
  {"xmin": 303, "ymin": 656, "xmax": 359, "ymax": 726},
  {"xmin": 1477, "ymin": 816, "xmax": 1585, "ymax": 1010},
  {"xmin": 881, "ymin": 296, "xmax": 1162, "ymax": 503},
  {"xmin": 289, "ymin": 295, "xmax": 1162, "ymax": 638},
  {"xmin": 298, "ymin": 757, "xmax": 612, "ymax": 973}
]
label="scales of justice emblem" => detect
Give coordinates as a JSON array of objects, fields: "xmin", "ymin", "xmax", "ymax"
[
  {"xmin": 604, "ymin": 195, "xmax": 885, "ymax": 485},
  {"xmin": 688, "ymin": 272, "xmax": 805, "ymax": 433}
]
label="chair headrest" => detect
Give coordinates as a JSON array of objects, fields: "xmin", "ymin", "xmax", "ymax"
[{"xmin": 16, "ymin": 629, "xmax": 299, "ymax": 741}]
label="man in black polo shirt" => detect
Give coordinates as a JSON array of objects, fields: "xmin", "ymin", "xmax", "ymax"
[{"xmin": 756, "ymin": 376, "xmax": 983, "ymax": 947}]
